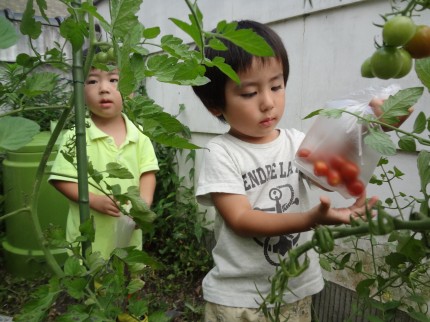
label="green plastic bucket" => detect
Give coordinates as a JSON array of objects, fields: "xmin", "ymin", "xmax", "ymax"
[{"xmin": 2, "ymin": 131, "xmax": 69, "ymax": 277}]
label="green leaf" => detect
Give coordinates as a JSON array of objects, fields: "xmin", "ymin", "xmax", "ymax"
[
  {"xmin": 303, "ymin": 109, "xmax": 324, "ymax": 119},
  {"xmin": 413, "ymin": 111, "xmax": 427, "ymax": 134},
  {"xmin": 127, "ymin": 278, "xmax": 145, "ymax": 294},
  {"xmin": 20, "ymin": 0, "xmax": 42, "ymax": 39},
  {"xmin": 210, "ymin": 56, "xmax": 240, "ymax": 83},
  {"xmin": 111, "ymin": 0, "xmax": 142, "ymax": 39},
  {"xmin": 366, "ymin": 316, "xmax": 385, "ymax": 322},
  {"xmin": 35, "ymin": 0, "xmax": 49, "ymax": 22},
  {"xmin": 16, "ymin": 53, "xmax": 38, "ymax": 68},
  {"xmin": 170, "ymin": 17, "xmax": 202, "ymax": 49},
  {"xmin": 122, "ymin": 248, "xmax": 163, "ymax": 269},
  {"xmin": 63, "ymin": 257, "xmax": 87, "ymax": 277},
  {"xmin": 208, "ymin": 37, "xmax": 227, "ymax": 51},
  {"xmin": 0, "ymin": 116, "xmax": 40, "ymax": 151},
  {"xmin": 0, "ymin": 16, "xmax": 20, "ymax": 49},
  {"xmin": 417, "ymin": 151, "xmax": 430, "ymax": 194},
  {"xmin": 105, "ymin": 162, "xmax": 134, "ymax": 179},
  {"xmin": 415, "ymin": 57, "xmax": 430, "ymax": 93},
  {"xmin": 385, "ymin": 252, "xmax": 408, "ymax": 268},
  {"xmin": 60, "ymin": 18, "xmax": 88, "ymax": 51},
  {"xmin": 216, "ymin": 21, "xmax": 274, "ymax": 57},
  {"xmin": 318, "ymin": 108, "xmax": 345, "ymax": 119},
  {"xmin": 364, "ymin": 128, "xmax": 396, "ymax": 156},
  {"xmin": 398, "ymin": 135, "xmax": 416, "ymax": 152},
  {"xmin": 319, "ymin": 258, "xmax": 332, "ymax": 271},
  {"xmin": 143, "ymin": 26, "xmax": 161, "ymax": 39},
  {"xmin": 355, "ymin": 278, "xmax": 375, "ymax": 298},
  {"xmin": 380, "ymin": 87, "xmax": 424, "ymax": 124},
  {"xmin": 20, "ymin": 72, "xmax": 58, "ymax": 97},
  {"xmin": 63, "ymin": 277, "xmax": 87, "ymax": 299}
]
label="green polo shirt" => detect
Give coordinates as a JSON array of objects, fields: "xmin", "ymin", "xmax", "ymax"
[{"xmin": 49, "ymin": 114, "xmax": 159, "ymax": 259}]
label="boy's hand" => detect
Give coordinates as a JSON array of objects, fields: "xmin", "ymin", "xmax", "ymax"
[
  {"xmin": 369, "ymin": 98, "xmax": 413, "ymax": 130},
  {"xmin": 313, "ymin": 192, "xmax": 378, "ymax": 226},
  {"xmin": 89, "ymin": 194, "xmax": 121, "ymax": 217}
]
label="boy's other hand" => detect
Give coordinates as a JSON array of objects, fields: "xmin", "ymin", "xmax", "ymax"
[
  {"xmin": 369, "ymin": 98, "xmax": 413, "ymax": 130},
  {"xmin": 313, "ymin": 192, "xmax": 378, "ymax": 226},
  {"xmin": 90, "ymin": 194, "xmax": 121, "ymax": 217}
]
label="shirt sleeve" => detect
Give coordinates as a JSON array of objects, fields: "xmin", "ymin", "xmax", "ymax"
[
  {"xmin": 196, "ymin": 141, "xmax": 245, "ymax": 206},
  {"xmin": 137, "ymin": 134, "xmax": 159, "ymax": 175}
]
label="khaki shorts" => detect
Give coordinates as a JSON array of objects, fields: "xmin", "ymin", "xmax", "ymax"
[{"xmin": 204, "ymin": 296, "xmax": 312, "ymax": 322}]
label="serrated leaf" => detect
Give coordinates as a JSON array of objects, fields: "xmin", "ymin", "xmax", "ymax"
[
  {"xmin": 20, "ymin": 72, "xmax": 58, "ymax": 97},
  {"xmin": 303, "ymin": 109, "xmax": 324, "ymax": 119},
  {"xmin": 35, "ymin": 0, "xmax": 49, "ymax": 22},
  {"xmin": 60, "ymin": 18, "xmax": 88, "ymax": 51},
  {"xmin": 63, "ymin": 257, "xmax": 87, "ymax": 277},
  {"xmin": 20, "ymin": 0, "xmax": 42, "ymax": 39},
  {"xmin": 413, "ymin": 111, "xmax": 427, "ymax": 134},
  {"xmin": 210, "ymin": 56, "xmax": 240, "ymax": 83},
  {"xmin": 111, "ymin": 0, "xmax": 142, "ymax": 39},
  {"xmin": 170, "ymin": 17, "xmax": 202, "ymax": 49},
  {"xmin": 208, "ymin": 37, "xmax": 227, "ymax": 51},
  {"xmin": 218, "ymin": 23, "xmax": 274, "ymax": 57},
  {"xmin": 415, "ymin": 57, "xmax": 430, "ymax": 93},
  {"xmin": 105, "ymin": 162, "xmax": 134, "ymax": 179},
  {"xmin": 0, "ymin": 116, "xmax": 40, "ymax": 151},
  {"xmin": 398, "ymin": 135, "xmax": 416, "ymax": 152},
  {"xmin": 0, "ymin": 16, "xmax": 20, "ymax": 49},
  {"xmin": 127, "ymin": 278, "xmax": 145, "ymax": 294},
  {"xmin": 63, "ymin": 277, "xmax": 87, "ymax": 299},
  {"xmin": 381, "ymin": 87, "xmax": 424, "ymax": 124},
  {"xmin": 364, "ymin": 129, "xmax": 396, "ymax": 155},
  {"xmin": 123, "ymin": 249, "xmax": 163, "ymax": 269}
]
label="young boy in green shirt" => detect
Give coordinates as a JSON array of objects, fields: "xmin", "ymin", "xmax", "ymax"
[{"xmin": 49, "ymin": 56, "xmax": 159, "ymax": 259}]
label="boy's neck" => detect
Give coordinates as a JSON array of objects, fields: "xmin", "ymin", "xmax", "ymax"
[{"xmin": 91, "ymin": 113, "xmax": 127, "ymax": 147}]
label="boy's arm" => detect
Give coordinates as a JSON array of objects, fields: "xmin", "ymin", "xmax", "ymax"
[
  {"xmin": 50, "ymin": 180, "xmax": 120, "ymax": 217},
  {"xmin": 139, "ymin": 171, "xmax": 156, "ymax": 207},
  {"xmin": 210, "ymin": 192, "xmax": 378, "ymax": 237}
]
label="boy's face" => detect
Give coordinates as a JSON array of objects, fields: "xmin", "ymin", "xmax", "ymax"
[
  {"xmin": 217, "ymin": 57, "xmax": 285, "ymax": 144},
  {"xmin": 84, "ymin": 68, "xmax": 123, "ymax": 120}
]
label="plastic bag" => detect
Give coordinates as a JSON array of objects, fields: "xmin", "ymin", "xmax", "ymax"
[
  {"xmin": 295, "ymin": 84, "xmax": 401, "ymax": 199},
  {"xmin": 116, "ymin": 203, "xmax": 136, "ymax": 248}
]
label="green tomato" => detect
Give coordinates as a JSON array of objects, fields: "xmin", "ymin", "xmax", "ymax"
[
  {"xmin": 360, "ymin": 57, "xmax": 374, "ymax": 78},
  {"xmin": 394, "ymin": 48, "xmax": 413, "ymax": 79},
  {"xmin": 382, "ymin": 16, "xmax": 416, "ymax": 47},
  {"xmin": 95, "ymin": 51, "xmax": 109, "ymax": 64},
  {"xmin": 107, "ymin": 47, "xmax": 116, "ymax": 62},
  {"xmin": 370, "ymin": 47, "xmax": 403, "ymax": 79}
]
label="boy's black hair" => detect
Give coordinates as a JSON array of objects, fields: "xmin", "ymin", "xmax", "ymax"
[{"xmin": 192, "ymin": 20, "xmax": 289, "ymax": 122}]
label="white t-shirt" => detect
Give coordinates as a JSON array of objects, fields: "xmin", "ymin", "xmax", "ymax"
[{"xmin": 196, "ymin": 128, "xmax": 324, "ymax": 308}]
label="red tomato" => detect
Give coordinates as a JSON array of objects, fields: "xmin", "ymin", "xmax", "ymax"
[
  {"xmin": 313, "ymin": 160, "xmax": 329, "ymax": 176},
  {"xmin": 347, "ymin": 180, "xmax": 365, "ymax": 196},
  {"xmin": 327, "ymin": 169, "xmax": 342, "ymax": 186},
  {"xmin": 329, "ymin": 155, "xmax": 346, "ymax": 170},
  {"xmin": 297, "ymin": 148, "xmax": 311, "ymax": 158},
  {"xmin": 340, "ymin": 161, "xmax": 360, "ymax": 182}
]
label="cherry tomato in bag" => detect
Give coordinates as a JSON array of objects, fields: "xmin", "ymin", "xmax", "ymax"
[
  {"xmin": 347, "ymin": 180, "xmax": 365, "ymax": 196},
  {"xmin": 340, "ymin": 161, "xmax": 360, "ymax": 182},
  {"xmin": 313, "ymin": 160, "xmax": 329, "ymax": 177},
  {"xmin": 327, "ymin": 169, "xmax": 342, "ymax": 186}
]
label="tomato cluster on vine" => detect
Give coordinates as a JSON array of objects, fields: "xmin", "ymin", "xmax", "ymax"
[
  {"xmin": 361, "ymin": 15, "xmax": 430, "ymax": 80},
  {"xmin": 93, "ymin": 46, "xmax": 117, "ymax": 65},
  {"xmin": 297, "ymin": 148, "xmax": 365, "ymax": 197}
]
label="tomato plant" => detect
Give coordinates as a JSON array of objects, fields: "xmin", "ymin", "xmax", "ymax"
[
  {"xmin": 370, "ymin": 46, "xmax": 404, "ymax": 79},
  {"xmin": 403, "ymin": 24, "xmax": 430, "ymax": 58},
  {"xmin": 382, "ymin": 15, "xmax": 416, "ymax": 47},
  {"xmin": 313, "ymin": 160, "xmax": 329, "ymax": 176}
]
